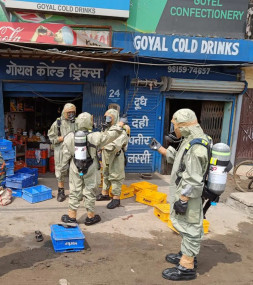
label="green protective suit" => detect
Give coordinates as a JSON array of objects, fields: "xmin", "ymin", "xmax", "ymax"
[
  {"xmin": 166, "ymin": 109, "xmax": 209, "ymax": 257},
  {"xmin": 48, "ymin": 103, "xmax": 76, "ymax": 183},
  {"xmin": 60, "ymin": 112, "xmax": 124, "ymax": 213},
  {"xmin": 102, "ymin": 109, "xmax": 129, "ymax": 196}
]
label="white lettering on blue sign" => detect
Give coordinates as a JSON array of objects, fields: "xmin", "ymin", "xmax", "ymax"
[
  {"xmin": 5, "ymin": 61, "xmax": 103, "ymax": 80},
  {"xmin": 128, "ymin": 150, "xmax": 151, "ymax": 164},
  {"xmin": 132, "ymin": 116, "xmax": 149, "ymax": 129},
  {"xmin": 129, "ymin": 134, "xmax": 151, "ymax": 145},
  {"xmin": 134, "ymin": 96, "xmax": 147, "ymax": 110},
  {"xmin": 133, "ymin": 35, "xmax": 240, "ymax": 56}
]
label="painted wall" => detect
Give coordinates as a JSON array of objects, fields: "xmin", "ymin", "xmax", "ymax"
[{"xmin": 242, "ymin": 67, "xmax": 253, "ymax": 88}]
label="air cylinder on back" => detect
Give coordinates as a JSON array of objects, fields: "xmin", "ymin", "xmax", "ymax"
[
  {"xmin": 207, "ymin": 143, "xmax": 231, "ymax": 196},
  {"xmin": 74, "ymin": 131, "xmax": 87, "ymax": 175}
]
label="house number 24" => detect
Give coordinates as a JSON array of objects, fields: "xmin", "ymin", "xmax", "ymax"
[{"xmin": 109, "ymin": 89, "xmax": 120, "ymax": 98}]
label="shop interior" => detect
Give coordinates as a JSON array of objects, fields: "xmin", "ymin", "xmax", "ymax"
[{"xmin": 3, "ymin": 97, "xmax": 82, "ymax": 172}]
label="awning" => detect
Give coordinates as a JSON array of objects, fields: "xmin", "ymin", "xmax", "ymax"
[{"xmin": 0, "ymin": 42, "xmax": 137, "ymax": 62}]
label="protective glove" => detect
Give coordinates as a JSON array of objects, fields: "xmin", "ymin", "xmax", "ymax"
[
  {"xmin": 173, "ymin": 199, "xmax": 188, "ymax": 215},
  {"xmin": 119, "ymin": 114, "xmax": 128, "ymax": 124},
  {"xmin": 149, "ymin": 138, "xmax": 162, "ymax": 150}
]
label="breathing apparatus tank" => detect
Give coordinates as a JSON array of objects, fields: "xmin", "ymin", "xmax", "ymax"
[
  {"xmin": 74, "ymin": 131, "xmax": 87, "ymax": 176},
  {"xmin": 207, "ymin": 143, "xmax": 231, "ymax": 196}
]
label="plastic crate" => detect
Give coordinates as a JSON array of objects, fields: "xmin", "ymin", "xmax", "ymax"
[
  {"xmin": 26, "ymin": 149, "xmax": 48, "ymax": 159},
  {"xmin": 168, "ymin": 219, "xmax": 210, "ymax": 235},
  {"xmin": 1, "ymin": 150, "xmax": 15, "ymax": 160},
  {"xmin": 154, "ymin": 204, "xmax": 171, "ymax": 222},
  {"xmin": 6, "ymin": 168, "xmax": 14, "ymax": 177},
  {"xmin": 14, "ymin": 161, "xmax": 27, "ymax": 171},
  {"xmin": 130, "ymin": 181, "xmax": 158, "ymax": 194},
  {"xmin": 0, "ymin": 139, "xmax": 12, "ymax": 151},
  {"xmin": 15, "ymin": 167, "xmax": 38, "ymax": 185},
  {"xmin": 6, "ymin": 173, "xmax": 34, "ymax": 189},
  {"xmin": 26, "ymin": 158, "xmax": 47, "ymax": 167},
  {"xmin": 30, "ymin": 166, "xmax": 47, "ymax": 174},
  {"xmin": 22, "ymin": 185, "xmax": 52, "ymax": 203},
  {"xmin": 109, "ymin": 184, "xmax": 135, "ymax": 200},
  {"xmin": 136, "ymin": 190, "xmax": 167, "ymax": 206},
  {"xmin": 11, "ymin": 188, "xmax": 22, "ymax": 197},
  {"xmin": 50, "ymin": 224, "xmax": 85, "ymax": 253},
  {"xmin": 5, "ymin": 159, "xmax": 15, "ymax": 169}
]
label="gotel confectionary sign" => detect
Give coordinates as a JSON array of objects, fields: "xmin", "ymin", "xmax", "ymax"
[
  {"xmin": 156, "ymin": 0, "xmax": 249, "ymax": 39},
  {"xmin": 5, "ymin": 0, "xmax": 130, "ymax": 18}
]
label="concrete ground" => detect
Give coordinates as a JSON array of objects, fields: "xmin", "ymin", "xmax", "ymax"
[{"xmin": 0, "ymin": 172, "xmax": 252, "ymax": 285}]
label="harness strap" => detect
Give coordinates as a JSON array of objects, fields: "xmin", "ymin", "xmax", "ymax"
[{"xmin": 57, "ymin": 119, "xmax": 61, "ymax": 137}]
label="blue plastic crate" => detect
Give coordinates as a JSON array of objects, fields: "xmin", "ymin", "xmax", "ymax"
[
  {"xmin": 11, "ymin": 188, "xmax": 22, "ymax": 197},
  {"xmin": 5, "ymin": 159, "xmax": 15, "ymax": 169},
  {"xmin": 0, "ymin": 139, "xmax": 12, "ymax": 151},
  {"xmin": 50, "ymin": 224, "xmax": 85, "ymax": 253},
  {"xmin": 6, "ymin": 168, "xmax": 14, "ymax": 177},
  {"xmin": 15, "ymin": 167, "xmax": 38, "ymax": 185},
  {"xmin": 6, "ymin": 173, "xmax": 34, "ymax": 189},
  {"xmin": 26, "ymin": 158, "xmax": 47, "ymax": 167},
  {"xmin": 22, "ymin": 185, "xmax": 52, "ymax": 203},
  {"xmin": 1, "ymin": 150, "xmax": 15, "ymax": 160}
]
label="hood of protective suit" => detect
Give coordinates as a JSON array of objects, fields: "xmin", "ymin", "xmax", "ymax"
[
  {"xmin": 172, "ymin": 109, "xmax": 201, "ymax": 138},
  {"xmin": 62, "ymin": 103, "xmax": 76, "ymax": 120},
  {"xmin": 104, "ymin": 109, "xmax": 119, "ymax": 126},
  {"xmin": 76, "ymin": 112, "xmax": 93, "ymax": 131}
]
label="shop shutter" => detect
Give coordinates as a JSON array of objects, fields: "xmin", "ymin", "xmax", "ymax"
[
  {"xmin": 200, "ymin": 101, "xmax": 224, "ymax": 144},
  {"xmin": 82, "ymin": 83, "xmax": 107, "ymax": 130},
  {"xmin": 167, "ymin": 78, "xmax": 245, "ymax": 94},
  {"xmin": 125, "ymin": 88, "xmax": 163, "ymax": 173}
]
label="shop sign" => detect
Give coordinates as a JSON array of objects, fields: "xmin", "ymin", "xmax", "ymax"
[
  {"xmin": 0, "ymin": 22, "xmax": 111, "ymax": 47},
  {"xmin": 5, "ymin": 0, "xmax": 130, "ymax": 18},
  {"xmin": 113, "ymin": 32, "xmax": 253, "ymax": 62},
  {"xmin": 4, "ymin": 60, "xmax": 104, "ymax": 81},
  {"xmin": 156, "ymin": 0, "xmax": 249, "ymax": 38}
]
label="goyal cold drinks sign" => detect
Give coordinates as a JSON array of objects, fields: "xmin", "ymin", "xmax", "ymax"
[
  {"xmin": 156, "ymin": 0, "xmax": 249, "ymax": 39},
  {"xmin": 5, "ymin": 0, "xmax": 130, "ymax": 18}
]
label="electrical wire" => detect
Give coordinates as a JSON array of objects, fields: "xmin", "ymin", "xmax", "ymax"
[{"xmin": 1, "ymin": 41, "xmax": 251, "ymax": 68}]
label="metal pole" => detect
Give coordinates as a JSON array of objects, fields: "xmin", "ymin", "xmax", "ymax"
[{"xmin": 230, "ymin": 94, "xmax": 243, "ymax": 166}]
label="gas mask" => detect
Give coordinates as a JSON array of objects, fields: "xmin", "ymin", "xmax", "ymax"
[
  {"xmin": 165, "ymin": 122, "xmax": 183, "ymax": 143},
  {"xmin": 67, "ymin": 111, "xmax": 76, "ymax": 123},
  {"xmin": 101, "ymin": 115, "xmax": 113, "ymax": 130}
]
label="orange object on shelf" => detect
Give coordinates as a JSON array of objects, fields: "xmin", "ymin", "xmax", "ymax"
[
  {"xmin": 26, "ymin": 149, "xmax": 48, "ymax": 159},
  {"xmin": 49, "ymin": 156, "xmax": 55, "ymax": 173},
  {"xmin": 14, "ymin": 161, "xmax": 27, "ymax": 171},
  {"xmin": 30, "ymin": 166, "xmax": 47, "ymax": 174}
]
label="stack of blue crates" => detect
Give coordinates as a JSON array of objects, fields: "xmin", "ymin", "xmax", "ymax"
[
  {"xmin": 0, "ymin": 139, "xmax": 15, "ymax": 181},
  {"xmin": 6, "ymin": 172, "xmax": 34, "ymax": 197}
]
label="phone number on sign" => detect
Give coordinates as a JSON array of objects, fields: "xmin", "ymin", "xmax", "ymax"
[{"xmin": 168, "ymin": 66, "xmax": 211, "ymax": 75}]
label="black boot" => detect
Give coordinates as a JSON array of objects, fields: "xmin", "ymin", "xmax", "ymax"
[
  {"xmin": 96, "ymin": 193, "xmax": 111, "ymax": 201},
  {"xmin": 57, "ymin": 188, "xmax": 66, "ymax": 202},
  {"xmin": 162, "ymin": 265, "xmax": 197, "ymax": 281},
  {"xmin": 84, "ymin": 215, "xmax": 101, "ymax": 226},
  {"xmin": 61, "ymin": 214, "xmax": 77, "ymax": 223},
  {"xmin": 165, "ymin": 251, "xmax": 198, "ymax": 268},
  {"xmin": 107, "ymin": 199, "xmax": 120, "ymax": 209}
]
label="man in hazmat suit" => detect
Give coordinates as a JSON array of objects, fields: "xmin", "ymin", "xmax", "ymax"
[
  {"xmin": 96, "ymin": 109, "xmax": 130, "ymax": 209},
  {"xmin": 149, "ymin": 109, "xmax": 210, "ymax": 281},
  {"xmin": 60, "ymin": 112, "xmax": 125, "ymax": 226},
  {"xmin": 48, "ymin": 103, "xmax": 76, "ymax": 202}
]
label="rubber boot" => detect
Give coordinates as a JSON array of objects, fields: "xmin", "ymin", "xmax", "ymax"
[
  {"xmin": 162, "ymin": 255, "xmax": 196, "ymax": 281},
  {"xmin": 165, "ymin": 251, "xmax": 198, "ymax": 268},
  {"xmin": 84, "ymin": 214, "xmax": 101, "ymax": 226},
  {"xmin": 61, "ymin": 209, "xmax": 77, "ymax": 223},
  {"xmin": 107, "ymin": 199, "xmax": 120, "ymax": 209},
  {"xmin": 96, "ymin": 193, "xmax": 111, "ymax": 201},
  {"xmin": 57, "ymin": 187, "xmax": 66, "ymax": 202}
]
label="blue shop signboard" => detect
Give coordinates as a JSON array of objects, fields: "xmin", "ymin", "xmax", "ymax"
[
  {"xmin": 5, "ymin": 0, "xmax": 130, "ymax": 18},
  {"xmin": 113, "ymin": 32, "xmax": 253, "ymax": 62},
  {"xmin": 0, "ymin": 59, "xmax": 105, "ymax": 82}
]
